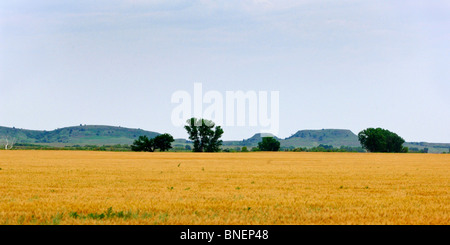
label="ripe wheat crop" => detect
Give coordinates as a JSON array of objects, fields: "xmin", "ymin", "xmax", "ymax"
[{"xmin": 0, "ymin": 150, "xmax": 448, "ymax": 224}]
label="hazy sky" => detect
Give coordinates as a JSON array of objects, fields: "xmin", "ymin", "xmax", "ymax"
[{"xmin": 1, "ymin": 0, "xmax": 449, "ymax": 142}]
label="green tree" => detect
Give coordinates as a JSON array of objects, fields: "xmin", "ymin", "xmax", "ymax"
[
  {"xmin": 154, "ymin": 133, "xmax": 174, "ymax": 152},
  {"xmin": 358, "ymin": 128, "xmax": 406, "ymax": 153},
  {"xmin": 184, "ymin": 118, "xmax": 224, "ymax": 152},
  {"xmin": 131, "ymin": 134, "xmax": 174, "ymax": 152},
  {"xmin": 258, "ymin": 137, "xmax": 280, "ymax": 151},
  {"xmin": 131, "ymin": 135, "xmax": 155, "ymax": 152}
]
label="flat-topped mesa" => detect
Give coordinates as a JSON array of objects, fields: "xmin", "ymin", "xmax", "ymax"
[{"xmin": 283, "ymin": 129, "xmax": 361, "ymax": 148}]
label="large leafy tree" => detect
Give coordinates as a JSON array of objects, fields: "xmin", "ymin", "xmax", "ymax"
[
  {"xmin": 258, "ymin": 137, "xmax": 280, "ymax": 151},
  {"xmin": 358, "ymin": 128, "xmax": 406, "ymax": 153},
  {"xmin": 154, "ymin": 133, "xmax": 174, "ymax": 152},
  {"xmin": 184, "ymin": 118, "xmax": 224, "ymax": 152}
]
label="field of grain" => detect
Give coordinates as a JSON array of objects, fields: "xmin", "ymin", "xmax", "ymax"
[{"xmin": 0, "ymin": 150, "xmax": 449, "ymax": 225}]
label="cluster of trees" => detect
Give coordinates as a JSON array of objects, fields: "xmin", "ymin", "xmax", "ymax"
[
  {"xmin": 131, "ymin": 134, "xmax": 174, "ymax": 152},
  {"xmin": 357, "ymin": 128, "xmax": 407, "ymax": 153},
  {"xmin": 130, "ymin": 118, "xmax": 282, "ymax": 153},
  {"xmin": 131, "ymin": 118, "xmax": 224, "ymax": 152},
  {"xmin": 128, "ymin": 120, "xmax": 411, "ymax": 154}
]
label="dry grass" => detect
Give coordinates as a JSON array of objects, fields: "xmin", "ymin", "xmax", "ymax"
[{"xmin": 0, "ymin": 150, "xmax": 449, "ymax": 225}]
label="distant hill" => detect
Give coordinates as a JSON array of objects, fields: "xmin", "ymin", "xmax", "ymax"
[
  {"xmin": 0, "ymin": 125, "xmax": 160, "ymax": 146},
  {"xmin": 224, "ymin": 129, "xmax": 360, "ymax": 148},
  {"xmin": 282, "ymin": 129, "xmax": 361, "ymax": 148}
]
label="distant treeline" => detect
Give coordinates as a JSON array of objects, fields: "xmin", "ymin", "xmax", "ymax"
[
  {"xmin": 9, "ymin": 143, "xmax": 363, "ymax": 152},
  {"xmin": 11, "ymin": 143, "xmax": 132, "ymax": 152},
  {"xmin": 10, "ymin": 143, "xmax": 194, "ymax": 152},
  {"xmin": 6, "ymin": 143, "xmax": 447, "ymax": 154},
  {"xmin": 289, "ymin": 145, "xmax": 366, "ymax": 152},
  {"xmin": 222, "ymin": 145, "xmax": 366, "ymax": 153}
]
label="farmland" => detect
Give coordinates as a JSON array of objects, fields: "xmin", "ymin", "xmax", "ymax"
[{"xmin": 0, "ymin": 151, "xmax": 449, "ymax": 225}]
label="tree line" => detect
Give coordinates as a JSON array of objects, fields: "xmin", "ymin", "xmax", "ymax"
[
  {"xmin": 131, "ymin": 118, "xmax": 223, "ymax": 152},
  {"xmin": 130, "ymin": 117, "xmax": 413, "ymax": 153}
]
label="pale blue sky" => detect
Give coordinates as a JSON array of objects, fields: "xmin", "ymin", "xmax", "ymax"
[{"xmin": 1, "ymin": 1, "xmax": 449, "ymax": 142}]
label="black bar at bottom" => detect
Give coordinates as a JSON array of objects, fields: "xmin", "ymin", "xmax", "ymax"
[{"xmin": 0, "ymin": 225, "xmax": 447, "ymax": 244}]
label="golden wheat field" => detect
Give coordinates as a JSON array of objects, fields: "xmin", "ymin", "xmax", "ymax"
[{"xmin": 0, "ymin": 150, "xmax": 449, "ymax": 225}]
